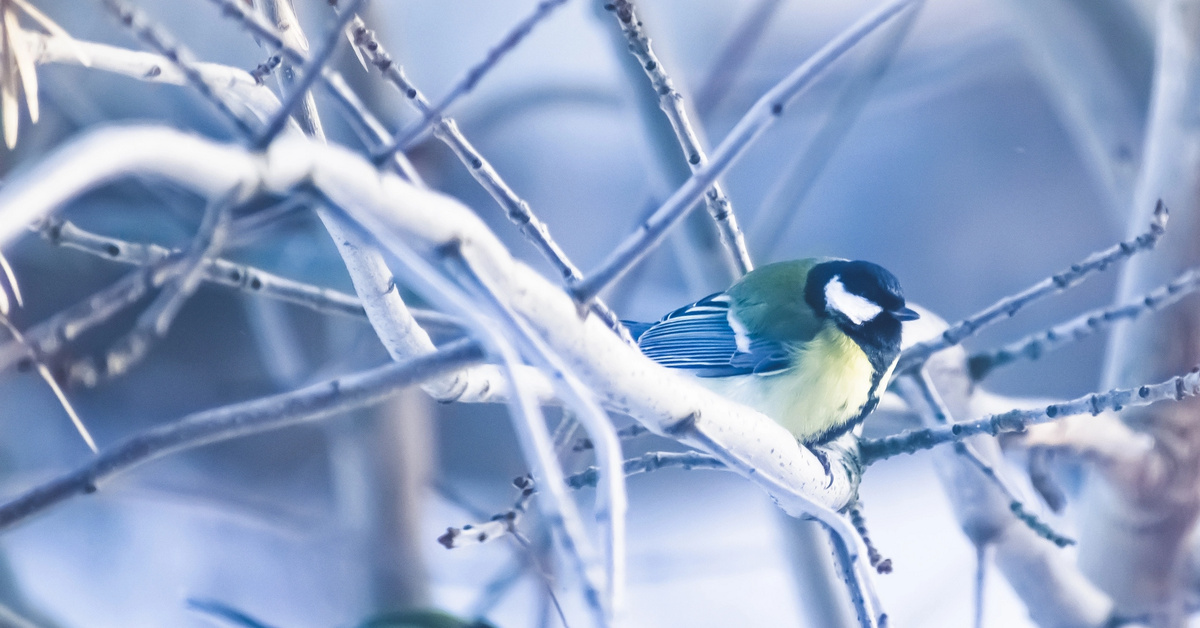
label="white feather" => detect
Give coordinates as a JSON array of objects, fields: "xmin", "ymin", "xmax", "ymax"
[
  {"xmin": 727, "ymin": 310, "xmax": 752, "ymax": 353},
  {"xmin": 825, "ymin": 276, "xmax": 882, "ymax": 325}
]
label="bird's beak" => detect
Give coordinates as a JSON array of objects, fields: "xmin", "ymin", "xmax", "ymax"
[{"xmin": 892, "ymin": 306, "xmax": 920, "ymax": 321}]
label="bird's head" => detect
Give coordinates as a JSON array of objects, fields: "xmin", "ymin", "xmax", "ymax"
[{"xmin": 805, "ymin": 260, "xmax": 919, "ymax": 343}]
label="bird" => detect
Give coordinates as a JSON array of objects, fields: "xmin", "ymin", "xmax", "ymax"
[{"xmin": 624, "ymin": 258, "xmax": 919, "ymax": 445}]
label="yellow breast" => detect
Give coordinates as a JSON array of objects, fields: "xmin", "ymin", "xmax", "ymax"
[{"xmin": 698, "ymin": 326, "xmax": 890, "ymax": 443}]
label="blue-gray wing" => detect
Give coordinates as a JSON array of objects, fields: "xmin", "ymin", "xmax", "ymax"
[{"xmin": 625, "ymin": 293, "xmax": 791, "ymax": 377}]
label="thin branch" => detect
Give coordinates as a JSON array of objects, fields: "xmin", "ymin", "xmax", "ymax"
[
  {"xmin": 186, "ymin": 598, "xmax": 278, "ymax": 628},
  {"xmin": 253, "ymin": 0, "xmax": 364, "ymax": 147},
  {"xmin": 0, "ymin": 261, "xmax": 177, "ymax": 382},
  {"xmin": 566, "ymin": 450, "xmax": 723, "ymax": 489},
  {"xmin": 203, "ymin": 0, "xmax": 422, "ymax": 180},
  {"xmin": 373, "ymin": 0, "xmax": 571, "ymax": 156},
  {"xmin": 443, "ymin": 451, "xmax": 724, "ymax": 550},
  {"xmin": 847, "ymin": 503, "xmax": 891, "ymax": 574},
  {"xmin": 87, "ymin": 187, "xmax": 238, "ymax": 383},
  {"xmin": 571, "ymin": 0, "xmax": 920, "ymax": 303},
  {"xmin": 603, "ymin": 0, "xmax": 753, "ymax": 276},
  {"xmin": 827, "ymin": 521, "xmax": 882, "ymax": 628},
  {"xmin": 96, "ymin": 0, "xmax": 258, "ymax": 137},
  {"xmin": 32, "ymin": 217, "xmax": 459, "ymax": 331},
  {"xmin": 968, "ymin": 265, "xmax": 1200, "ymax": 380},
  {"xmin": 0, "ymin": 340, "xmax": 483, "ymax": 532},
  {"xmin": 0, "ymin": 319, "xmax": 96, "ymax": 452},
  {"xmin": 572, "ymin": 423, "xmax": 648, "ymax": 451},
  {"xmin": 896, "ymin": 200, "xmax": 1169, "ymax": 374},
  {"xmin": 860, "ymin": 364, "xmax": 1200, "ymax": 464},
  {"xmin": 444, "ymin": 245, "xmax": 626, "ymax": 611},
  {"xmin": 347, "ymin": 19, "xmax": 632, "ymax": 344},
  {"xmin": 438, "ymin": 475, "xmax": 536, "ymax": 549},
  {"xmin": 974, "ymin": 544, "xmax": 989, "ymax": 628},
  {"xmin": 902, "ymin": 370, "xmax": 1074, "ymax": 547}
]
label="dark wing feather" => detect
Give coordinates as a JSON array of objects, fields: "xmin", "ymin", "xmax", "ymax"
[{"xmin": 626, "ymin": 293, "xmax": 791, "ymax": 377}]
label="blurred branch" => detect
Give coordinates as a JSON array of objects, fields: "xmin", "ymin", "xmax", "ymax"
[
  {"xmin": 1002, "ymin": 0, "xmax": 1152, "ymax": 221},
  {"xmin": 602, "ymin": 0, "xmax": 754, "ymax": 277},
  {"xmin": 1084, "ymin": 0, "xmax": 1200, "ymax": 621},
  {"xmin": 0, "ymin": 339, "xmax": 484, "ymax": 532},
  {"xmin": 96, "ymin": 0, "xmax": 258, "ymax": 137},
  {"xmin": 750, "ymin": 3, "xmax": 921, "ymax": 260},
  {"xmin": 895, "ymin": 200, "xmax": 1168, "ymax": 374},
  {"xmin": 571, "ymin": 0, "xmax": 920, "ymax": 303},
  {"xmin": 968, "ymin": 266, "xmax": 1200, "ymax": 381},
  {"xmin": 347, "ymin": 18, "xmax": 632, "ymax": 343},
  {"xmin": 78, "ymin": 186, "xmax": 237, "ymax": 384},
  {"xmin": 373, "ymin": 0, "xmax": 571, "ymax": 155},
  {"xmin": 28, "ymin": 31, "xmax": 284, "ymax": 125},
  {"xmin": 693, "ymin": 0, "xmax": 783, "ymax": 118},
  {"xmin": 33, "ymin": 216, "xmax": 463, "ymax": 330}
]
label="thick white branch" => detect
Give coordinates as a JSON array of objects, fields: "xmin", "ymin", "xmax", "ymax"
[{"xmin": 0, "ymin": 125, "xmax": 858, "ymax": 518}]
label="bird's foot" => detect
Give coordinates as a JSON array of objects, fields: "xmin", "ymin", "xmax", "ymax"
[{"xmin": 810, "ymin": 446, "xmax": 834, "ymax": 488}]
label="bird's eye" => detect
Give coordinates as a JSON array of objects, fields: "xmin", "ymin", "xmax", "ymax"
[{"xmin": 825, "ymin": 277, "xmax": 882, "ymax": 325}]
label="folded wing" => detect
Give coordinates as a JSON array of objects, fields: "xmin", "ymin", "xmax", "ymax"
[{"xmin": 627, "ymin": 293, "xmax": 791, "ymax": 377}]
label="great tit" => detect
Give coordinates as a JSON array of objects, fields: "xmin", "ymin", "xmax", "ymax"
[{"xmin": 625, "ymin": 258, "xmax": 919, "ymax": 445}]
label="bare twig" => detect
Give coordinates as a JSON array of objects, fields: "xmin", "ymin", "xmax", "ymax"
[
  {"xmin": 572, "ymin": 0, "xmax": 920, "ymax": 303},
  {"xmin": 901, "ymin": 370, "xmax": 1074, "ymax": 547},
  {"xmin": 968, "ymin": 265, "xmax": 1200, "ymax": 380},
  {"xmin": 443, "ymin": 451, "xmax": 723, "ymax": 551},
  {"xmin": 438, "ymin": 475, "xmax": 536, "ymax": 549},
  {"xmin": 0, "ymin": 261, "xmax": 178, "ymax": 382},
  {"xmin": 572, "ymin": 423, "xmax": 648, "ymax": 452},
  {"xmin": 347, "ymin": 19, "xmax": 632, "ymax": 344},
  {"xmin": 253, "ymin": 0, "xmax": 364, "ymax": 147},
  {"xmin": 0, "ymin": 319, "xmax": 96, "ymax": 452},
  {"xmin": 32, "ymin": 217, "xmax": 461, "ymax": 331},
  {"xmin": 896, "ymin": 200, "xmax": 1168, "ymax": 373},
  {"xmin": 374, "ymin": 0, "xmax": 571, "ymax": 156},
  {"xmin": 203, "ymin": 0, "xmax": 422, "ymax": 180},
  {"xmin": 0, "ymin": 340, "xmax": 483, "ymax": 532},
  {"xmin": 28, "ymin": 31, "xmax": 284, "ymax": 126},
  {"xmin": 85, "ymin": 187, "xmax": 238, "ymax": 383},
  {"xmin": 603, "ymin": 0, "xmax": 753, "ymax": 276},
  {"xmin": 860, "ymin": 364, "xmax": 1200, "ymax": 463}
]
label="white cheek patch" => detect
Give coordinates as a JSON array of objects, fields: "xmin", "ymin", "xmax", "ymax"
[{"xmin": 825, "ymin": 276, "xmax": 883, "ymax": 325}]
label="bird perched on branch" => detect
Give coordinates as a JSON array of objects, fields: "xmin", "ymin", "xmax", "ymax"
[{"xmin": 625, "ymin": 259, "xmax": 918, "ymax": 445}]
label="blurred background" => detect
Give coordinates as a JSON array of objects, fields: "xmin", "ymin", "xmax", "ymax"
[{"xmin": 0, "ymin": 0, "xmax": 1166, "ymax": 626}]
